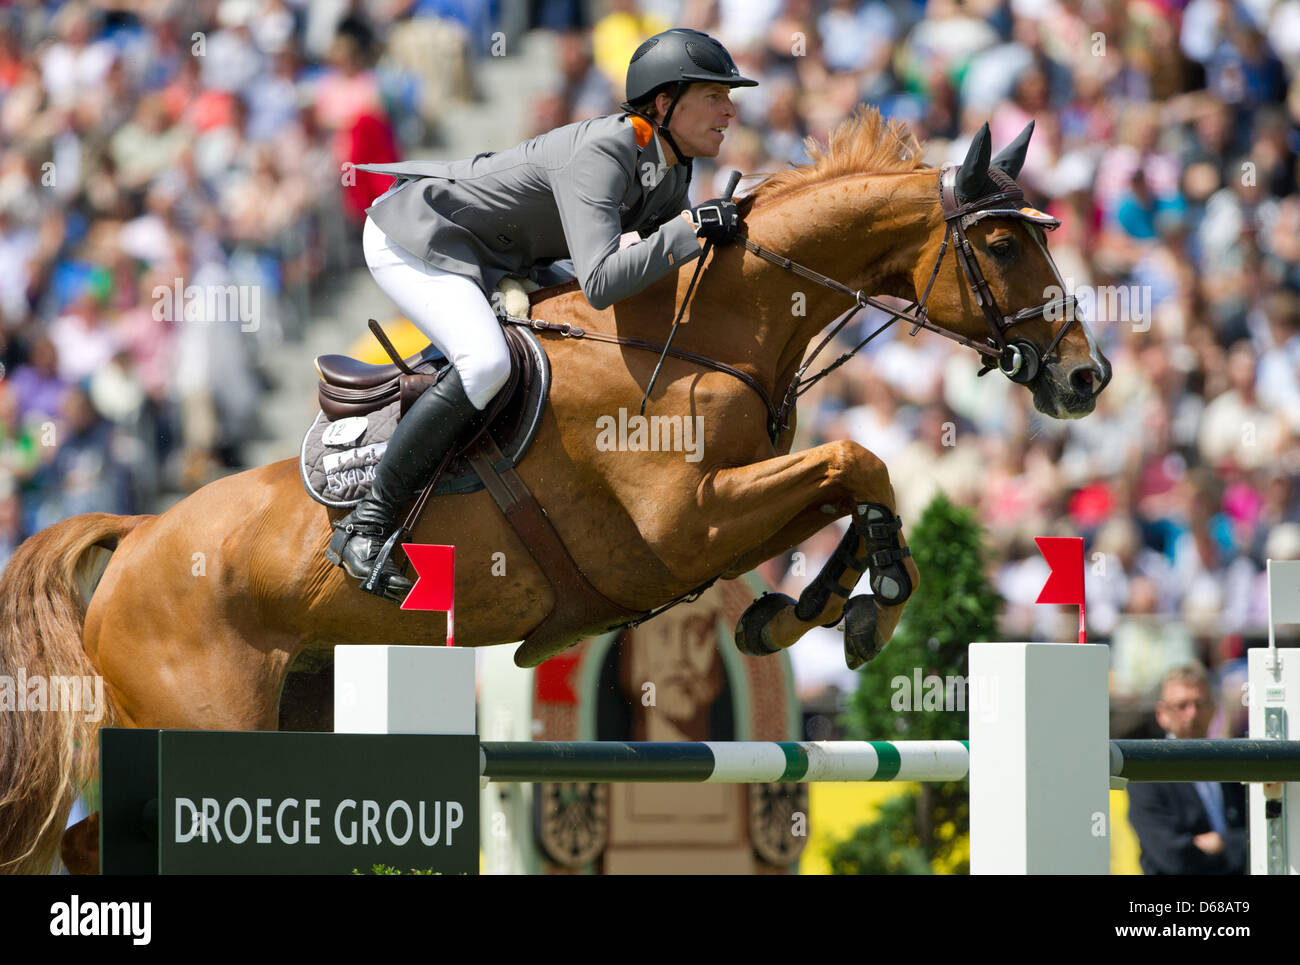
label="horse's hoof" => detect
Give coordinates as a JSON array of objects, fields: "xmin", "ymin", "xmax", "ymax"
[
  {"xmin": 855, "ymin": 503, "xmax": 913, "ymax": 607},
  {"xmin": 735, "ymin": 592, "xmax": 796, "ymax": 657},
  {"xmin": 843, "ymin": 595, "xmax": 887, "ymax": 670}
]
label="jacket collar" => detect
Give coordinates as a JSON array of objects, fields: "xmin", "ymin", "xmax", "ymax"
[
  {"xmin": 641, "ymin": 125, "xmax": 674, "ymax": 190},
  {"xmin": 625, "ymin": 112, "xmax": 679, "ymax": 189}
]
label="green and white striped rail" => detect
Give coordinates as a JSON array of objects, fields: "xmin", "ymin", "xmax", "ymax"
[
  {"xmin": 479, "ymin": 740, "xmax": 971, "ymax": 783},
  {"xmin": 478, "ymin": 738, "xmax": 1300, "ymax": 784}
]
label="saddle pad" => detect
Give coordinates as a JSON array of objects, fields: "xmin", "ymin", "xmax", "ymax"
[{"xmin": 300, "ymin": 404, "xmax": 401, "ymax": 508}]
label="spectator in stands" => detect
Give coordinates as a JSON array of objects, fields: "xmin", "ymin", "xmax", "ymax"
[{"xmin": 1127, "ymin": 664, "xmax": 1247, "ymax": 874}]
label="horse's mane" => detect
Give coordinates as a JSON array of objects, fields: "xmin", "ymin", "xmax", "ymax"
[{"xmin": 743, "ymin": 106, "xmax": 929, "ymax": 210}]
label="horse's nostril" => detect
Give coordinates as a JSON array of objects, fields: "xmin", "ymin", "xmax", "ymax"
[{"xmin": 1069, "ymin": 364, "xmax": 1102, "ymax": 396}]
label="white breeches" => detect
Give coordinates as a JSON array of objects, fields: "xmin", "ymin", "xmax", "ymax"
[{"xmin": 362, "ymin": 214, "xmax": 511, "ymax": 411}]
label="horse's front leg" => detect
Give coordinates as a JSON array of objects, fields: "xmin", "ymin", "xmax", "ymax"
[
  {"xmin": 687, "ymin": 440, "xmax": 920, "ymax": 669},
  {"xmin": 732, "ymin": 519, "xmax": 908, "ymax": 670}
]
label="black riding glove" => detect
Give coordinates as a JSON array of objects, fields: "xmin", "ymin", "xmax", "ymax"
[{"xmin": 689, "ymin": 198, "xmax": 741, "ymax": 244}]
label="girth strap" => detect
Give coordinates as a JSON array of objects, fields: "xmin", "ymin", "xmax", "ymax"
[{"xmin": 466, "ymin": 433, "xmax": 646, "ymax": 667}]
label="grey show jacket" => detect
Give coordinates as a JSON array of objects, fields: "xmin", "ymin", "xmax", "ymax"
[{"xmin": 355, "ymin": 113, "xmax": 704, "ymax": 310}]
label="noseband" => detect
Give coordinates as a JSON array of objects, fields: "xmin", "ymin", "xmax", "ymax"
[{"xmin": 745, "ymin": 163, "xmax": 1094, "ymax": 434}]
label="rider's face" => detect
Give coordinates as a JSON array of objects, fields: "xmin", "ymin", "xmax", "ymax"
[{"xmin": 661, "ymin": 83, "xmax": 736, "ymax": 161}]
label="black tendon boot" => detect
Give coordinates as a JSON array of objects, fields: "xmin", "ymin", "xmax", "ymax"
[
  {"xmin": 854, "ymin": 503, "xmax": 913, "ymax": 606},
  {"xmin": 326, "ymin": 368, "xmax": 482, "ymax": 602}
]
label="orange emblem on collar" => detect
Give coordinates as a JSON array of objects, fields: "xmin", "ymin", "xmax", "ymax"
[{"xmin": 630, "ymin": 115, "xmax": 654, "ymax": 149}]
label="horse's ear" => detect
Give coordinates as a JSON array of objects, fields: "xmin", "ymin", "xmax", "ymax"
[
  {"xmin": 991, "ymin": 121, "xmax": 1034, "ymax": 180},
  {"xmin": 957, "ymin": 123, "xmax": 992, "ymax": 201}
]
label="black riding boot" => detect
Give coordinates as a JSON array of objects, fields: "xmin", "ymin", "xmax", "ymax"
[{"xmin": 326, "ymin": 368, "xmax": 482, "ymax": 602}]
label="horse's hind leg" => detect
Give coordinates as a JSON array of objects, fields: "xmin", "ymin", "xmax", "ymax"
[
  {"xmin": 79, "ymin": 575, "xmax": 298, "ymax": 872},
  {"xmin": 64, "ymin": 630, "xmax": 291, "ymax": 875}
]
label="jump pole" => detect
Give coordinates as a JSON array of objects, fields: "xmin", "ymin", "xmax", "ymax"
[
  {"xmin": 479, "ymin": 740, "xmax": 971, "ymax": 782},
  {"xmin": 469, "ymin": 739, "xmax": 1300, "ymax": 782}
]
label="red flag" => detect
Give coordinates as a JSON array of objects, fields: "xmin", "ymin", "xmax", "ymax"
[
  {"xmin": 1034, "ymin": 536, "xmax": 1086, "ymax": 643},
  {"xmin": 1035, "ymin": 537, "xmax": 1084, "ymax": 604},
  {"xmin": 536, "ymin": 654, "xmax": 581, "ymax": 705},
  {"xmin": 400, "ymin": 544, "xmax": 455, "ymax": 645}
]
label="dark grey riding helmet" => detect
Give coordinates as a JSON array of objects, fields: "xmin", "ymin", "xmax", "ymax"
[{"xmin": 623, "ymin": 28, "xmax": 757, "ymax": 171}]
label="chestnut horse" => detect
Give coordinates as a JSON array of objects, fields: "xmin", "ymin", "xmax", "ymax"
[{"xmin": 0, "ymin": 112, "xmax": 1109, "ymax": 873}]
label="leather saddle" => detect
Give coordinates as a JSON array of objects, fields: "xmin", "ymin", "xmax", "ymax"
[{"xmin": 312, "ymin": 319, "xmax": 549, "ymax": 497}]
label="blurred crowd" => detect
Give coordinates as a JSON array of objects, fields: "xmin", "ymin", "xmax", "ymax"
[
  {"xmin": 0, "ymin": 0, "xmax": 450, "ymax": 562},
  {"xmin": 1, "ymin": 0, "xmax": 1298, "ymax": 726},
  {"xmin": 680, "ymin": 0, "xmax": 1300, "ymax": 722}
]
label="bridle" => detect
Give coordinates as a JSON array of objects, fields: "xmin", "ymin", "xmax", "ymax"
[
  {"xmin": 753, "ymin": 163, "xmax": 1098, "ymax": 436},
  {"xmin": 936, "ymin": 164, "xmax": 1082, "ymax": 382},
  {"xmin": 513, "ymin": 163, "xmax": 1105, "ymax": 445}
]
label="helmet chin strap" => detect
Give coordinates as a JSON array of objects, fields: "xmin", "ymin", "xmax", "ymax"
[{"xmin": 654, "ymin": 81, "xmax": 693, "ymax": 180}]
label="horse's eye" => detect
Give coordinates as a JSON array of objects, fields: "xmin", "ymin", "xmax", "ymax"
[{"xmin": 990, "ymin": 240, "xmax": 1014, "ymax": 257}]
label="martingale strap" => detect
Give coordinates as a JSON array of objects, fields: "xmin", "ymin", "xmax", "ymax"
[{"xmin": 467, "ymin": 428, "xmax": 720, "ymax": 665}]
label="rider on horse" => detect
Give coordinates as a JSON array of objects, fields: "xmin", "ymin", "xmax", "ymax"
[{"xmin": 330, "ymin": 28, "xmax": 758, "ymax": 601}]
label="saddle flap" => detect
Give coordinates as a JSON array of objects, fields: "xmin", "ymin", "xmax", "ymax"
[{"xmin": 398, "ymin": 373, "xmax": 442, "ymax": 413}]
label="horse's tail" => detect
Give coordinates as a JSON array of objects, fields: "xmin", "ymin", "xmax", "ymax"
[{"xmin": 0, "ymin": 513, "xmax": 147, "ymax": 874}]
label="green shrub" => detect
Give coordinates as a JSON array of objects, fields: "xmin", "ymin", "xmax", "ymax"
[{"xmin": 830, "ymin": 494, "xmax": 1001, "ymax": 874}]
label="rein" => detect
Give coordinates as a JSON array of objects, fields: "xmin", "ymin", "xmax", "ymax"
[{"xmin": 509, "ymin": 163, "xmax": 1089, "ymax": 445}]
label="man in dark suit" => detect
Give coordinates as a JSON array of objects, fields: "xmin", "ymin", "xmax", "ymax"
[{"xmin": 1126, "ymin": 664, "xmax": 1247, "ymax": 874}]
